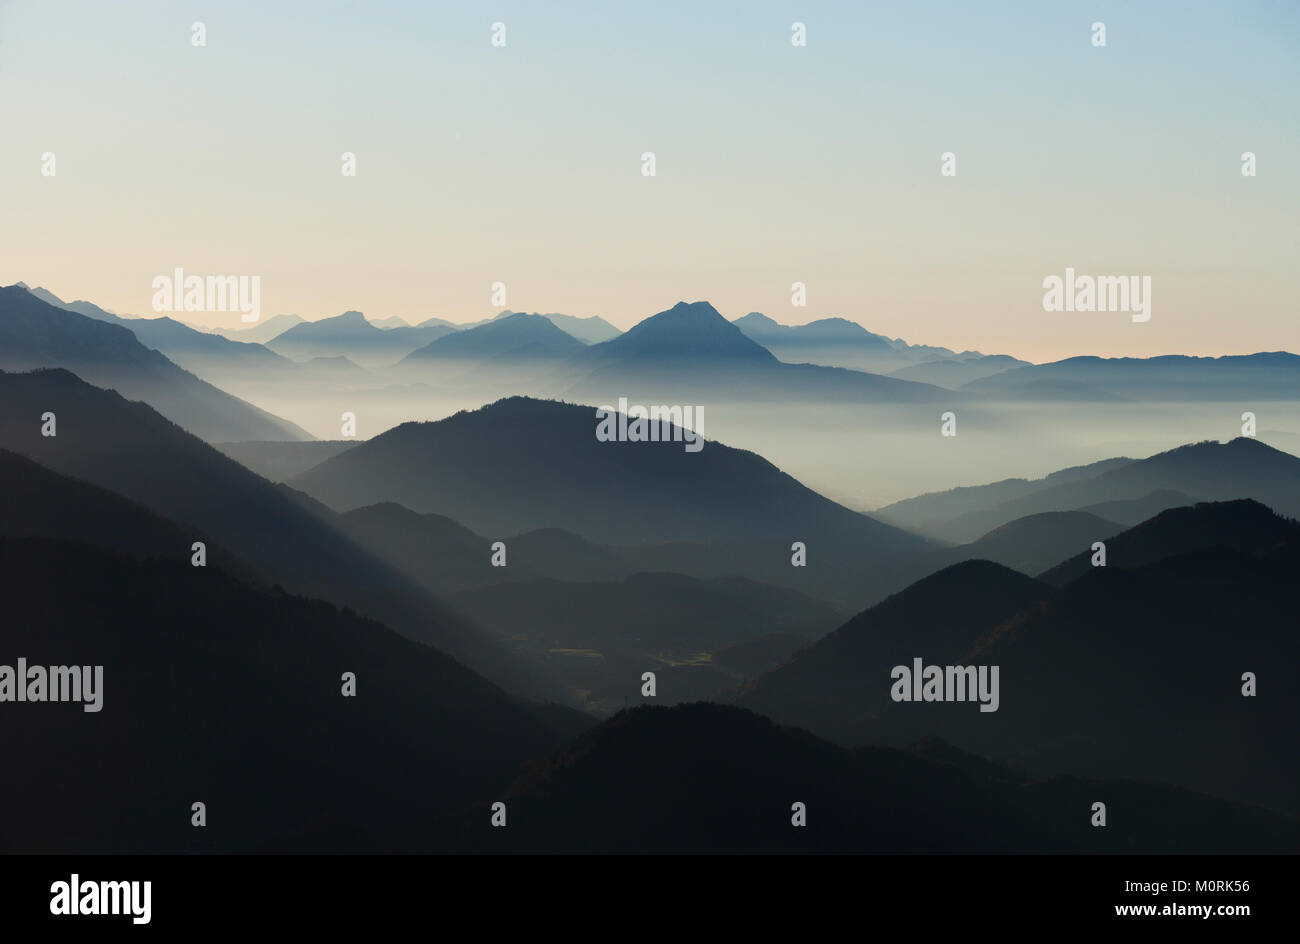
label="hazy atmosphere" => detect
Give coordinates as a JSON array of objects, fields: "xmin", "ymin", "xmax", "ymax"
[
  {"xmin": 0, "ymin": 2, "xmax": 1296, "ymax": 920},
  {"xmin": 3, "ymin": 0, "xmax": 1298, "ymax": 361}
]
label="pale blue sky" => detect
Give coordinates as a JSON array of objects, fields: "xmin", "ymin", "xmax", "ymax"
[{"xmin": 1, "ymin": 0, "xmax": 1296, "ymax": 360}]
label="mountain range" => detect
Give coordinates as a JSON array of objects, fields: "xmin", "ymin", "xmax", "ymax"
[
  {"xmin": 288, "ymin": 394, "xmax": 939, "ymax": 608},
  {"xmin": 965, "ymin": 353, "xmax": 1300, "ymax": 401},
  {"xmin": 467, "ymin": 702, "xmax": 1297, "ymax": 853},
  {"xmin": 267, "ymin": 310, "xmax": 460, "ymax": 366},
  {"xmin": 6, "ymin": 272, "xmax": 1300, "ymax": 853},
  {"xmin": 731, "ymin": 311, "xmax": 1028, "ymax": 377},
  {"xmin": 558, "ymin": 302, "xmax": 956, "ymax": 405},
  {"xmin": 734, "ymin": 500, "xmax": 1300, "ymax": 816},
  {"xmin": 0, "ymin": 367, "xmax": 552, "ymax": 697},
  {"xmin": 874, "ymin": 438, "xmax": 1300, "ymax": 542},
  {"xmin": 0, "ymin": 285, "xmax": 309, "ymax": 441},
  {"xmin": 0, "ymin": 535, "xmax": 583, "ymax": 852}
]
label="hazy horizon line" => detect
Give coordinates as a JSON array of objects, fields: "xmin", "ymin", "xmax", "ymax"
[{"xmin": 11, "ymin": 280, "xmax": 1300, "ymax": 365}]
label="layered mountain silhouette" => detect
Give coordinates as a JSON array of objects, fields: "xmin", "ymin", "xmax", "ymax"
[
  {"xmin": 267, "ymin": 310, "xmax": 459, "ymax": 366},
  {"xmin": 1075, "ymin": 489, "xmax": 1198, "ymax": 527},
  {"xmin": 19, "ymin": 285, "xmax": 294, "ymax": 380},
  {"xmin": 874, "ymin": 455, "xmax": 1134, "ymax": 539},
  {"xmin": 288, "ymin": 395, "xmax": 938, "ymax": 607},
  {"xmin": 333, "ymin": 501, "xmax": 766, "ymax": 595},
  {"xmin": 406, "ymin": 310, "xmax": 617, "ymax": 343},
  {"xmin": 0, "ymin": 285, "xmax": 310, "ymax": 442},
  {"xmin": 466, "ymin": 703, "xmax": 1297, "ymax": 853},
  {"xmin": 930, "ymin": 510, "xmax": 1123, "ymax": 576},
  {"xmin": 10, "ymin": 268, "xmax": 1300, "ymax": 854},
  {"xmin": 964, "ymin": 353, "xmax": 1300, "ymax": 401},
  {"xmin": 735, "ymin": 501, "xmax": 1300, "ymax": 816},
  {"xmin": 1039, "ymin": 498, "xmax": 1297, "ymax": 584},
  {"xmin": 734, "ymin": 560, "xmax": 1050, "ymax": 745},
  {"xmin": 888, "ymin": 354, "xmax": 1029, "ymax": 388},
  {"xmin": 400, "ymin": 313, "xmax": 586, "ymax": 382},
  {"xmin": 590, "ymin": 302, "xmax": 779, "ymax": 363},
  {"xmin": 0, "ymin": 368, "xmax": 551, "ymax": 697},
  {"xmin": 0, "ymin": 448, "xmax": 258, "ymax": 585},
  {"xmin": 492, "ymin": 309, "xmax": 619, "ymax": 344},
  {"xmin": 732, "ymin": 311, "xmax": 1024, "ymax": 377},
  {"xmin": 205, "ymin": 313, "xmax": 304, "ymax": 343},
  {"xmin": 0, "ymin": 536, "xmax": 585, "ymax": 852},
  {"xmin": 214, "ymin": 439, "xmax": 360, "ymax": 483},
  {"xmin": 558, "ymin": 302, "xmax": 955, "ymax": 405},
  {"xmin": 875, "ymin": 438, "xmax": 1300, "ymax": 542}
]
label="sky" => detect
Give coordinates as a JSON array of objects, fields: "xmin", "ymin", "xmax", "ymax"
[{"xmin": 0, "ymin": 0, "xmax": 1296, "ymax": 362}]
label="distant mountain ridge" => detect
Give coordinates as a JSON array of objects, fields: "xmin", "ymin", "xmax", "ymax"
[
  {"xmin": 560, "ymin": 301, "xmax": 956, "ymax": 406},
  {"xmin": 731, "ymin": 310, "xmax": 1025, "ymax": 377},
  {"xmin": 0, "ymin": 285, "xmax": 310, "ymax": 442},
  {"xmin": 492, "ymin": 309, "xmax": 620, "ymax": 344},
  {"xmin": 588, "ymin": 301, "xmax": 777, "ymax": 363},
  {"xmin": 289, "ymin": 394, "xmax": 939, "ymax": 608},
  {"xmin": 1038, "ymin": 498, "xmax": 1297, "ymax": 584},
  {"xmin": 19, "ymin": 284, "xmax": 295, "ymax": 374},
  {"xmin": 402, "ymin": 312, "xmax": 585, "ymax": 365},
  {"xmin": 268, "ymin": 310, "xmax": 459, "ymax": 366},
  {"xmin": 876, "ymin": 438, "xmax": 1300, "ymax": 543},
  {"xmin": 964, "ymin": 353, "xmax": 1300, "ymax": 401}
]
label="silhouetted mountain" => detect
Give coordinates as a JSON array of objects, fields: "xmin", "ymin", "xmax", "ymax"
[
  {"xmin": 591, "ymin": 302, "xmax": 779, "ymax": 363},
  {"xmin": 734, "ymin": 561, "xmax": 1050, "ymax": 745},
  {"xmin": 888, "ymin": 354, "xmax": 1028, "ymax": 388},
  {"xmin": 289, "ymin": 395, "xmax": 937, "ymax": 608},
  {"xmin": 332, "ymin": 500, "xmax": 854, "ymax": 722},
  {"xmin": 561, "ymin": 302, "xmax": 955, "ymax": 405},
  {"xmin": 963, "ymin": 536, "xmax": 1300, "ymax": 817},
  {"xmin": 731, "ymin": 311, "xmax": 1019, "ymax": 376},
  {"xmin": 402, "ymin": 313, "xmax": 585, "ymax": 366},
  {"xmin": 291, "ymin": 354, "xmax": 372, "ymax": 382},
  {"xmin": 469, "ymin": 703, "xmax": 1296, "ymax": 853},
  {"xmin": 492, "ymin": 309, "xmax": 620, "ymax": 344},
  {"xmin": 335, "ymin": 502, "xmax": 539, "ymax": 593},
  {"xmin": 933, "ymin": 510, "xmax": 1122, "ymax": 576},
  {"xmin": 20, "ymin": 284, "xmax": 131, "ymax": 323},
  {"xmin": 1076, "ymin": 489, "xmax": 1197, "ymax": 527},
  {"xmin": 1039, "ymin": 499, "xmax": 1298, "ymax": 584},
  {"xmin": 874, "ymin": 455, "xmax": 1134, "ymax": 540},
  {"xmin": 733, "ymin": 311, "xmax": 894, "ymax": 353},
  {"xmin": 964, "ymin": 352, "xmax": 1300, "ymax": 401},
  {"xmin": 120, "ymin": 316, "xmax": 291, "ymax": 376},
  {"xmin": 21, "ymin": 285, "xmax": 297, "ymax": 379},
  {"xmin": 0, "ymin": 369, "xmax": 549, "ymax": 697},
  {"xmin": 0, "ymin": 285, "xmax": 310, "ymax": 442},
  {"xmin": 206, "ymin": 313, "xmax": 304, "ymax": 343},
  {"xmin": 741, "ymin": 502, "xmax": 1300, "ymax": 817},
  {"xmin": 267, "ymin": 310, "xmax": 459, "ymax": 366},
  {"xmin": 0, "ymin": 537, "xmax": 584, "ymax": 852},
  {"xmin": 937, "ymin": 438, "xmax": 1300, "ymax": 540},
  {"xmin": 333, "ymin": 501, "xmax": 768, "ymax": 598},
  {"xmin": 0, "ymin": 448, "xmax": 258, "ymax": 585}
]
